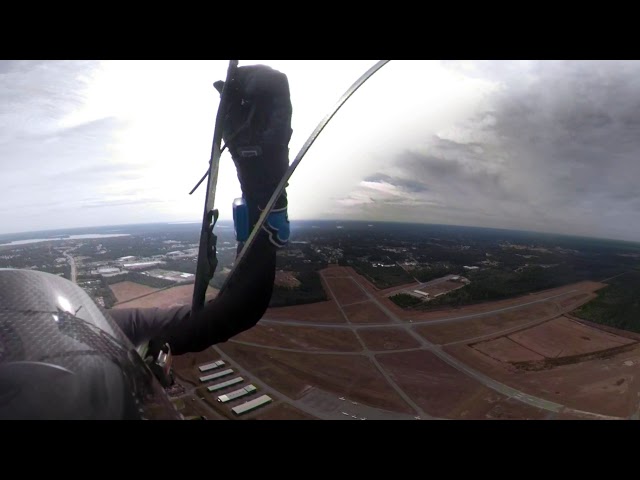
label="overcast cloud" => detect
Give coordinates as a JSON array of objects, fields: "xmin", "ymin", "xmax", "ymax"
[
  {"xmin": 1, "ymin": 60, "xmax": 639, "ymax": 241},
  {"xmin": 330, "ymin": 60, "xmax": 640, "ymax": 241}
]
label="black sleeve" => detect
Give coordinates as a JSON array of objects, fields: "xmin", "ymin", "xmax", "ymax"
[{"xmin": 109, "ymin": 231, "xmax": 276, "ymax": 355}]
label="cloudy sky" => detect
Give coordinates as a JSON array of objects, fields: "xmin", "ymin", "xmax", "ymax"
[{"xmin": 1, "ymin": 60, "xmax": 639, "ymax": 241}]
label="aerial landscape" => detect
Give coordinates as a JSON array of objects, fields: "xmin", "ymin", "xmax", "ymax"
[
  {"xmin": 4, "ymin": 59, "xmax": 640, "ymax": 420},
  {"xmin": 2, "ymin": 220, "xmax": 638, "ymax": 420}
]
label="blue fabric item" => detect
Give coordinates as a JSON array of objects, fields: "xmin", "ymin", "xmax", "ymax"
[
  {"xmin": 232, "ymin": 198, "xmax": 250, "ymax": 242},
  {"xmin": 262, "ymin": 208, "xmax": 290, "ymax": 248}
]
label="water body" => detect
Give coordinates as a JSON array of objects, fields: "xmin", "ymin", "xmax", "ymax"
[{"xmin": 0, "ymin": 234, "xmax": 130, "ymax": 246}]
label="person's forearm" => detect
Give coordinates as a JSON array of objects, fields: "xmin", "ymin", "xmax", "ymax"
[
  {"xmin": 110, "ymin": 231, "xmax": 276, "ymax": 355},
  {"xmin": 166, "ymin": 232, "xmax": 276, "ymax": 354}
]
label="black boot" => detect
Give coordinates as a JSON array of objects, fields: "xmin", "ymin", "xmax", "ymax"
[{"xmin": 216, "ymin": 64, "xmax": 293, "ymax": 236}]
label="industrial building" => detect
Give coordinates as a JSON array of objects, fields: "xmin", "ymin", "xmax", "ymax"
[
  {"xmin": 218, "ymin": 385, "xmax": 257, "ymax": 403},
  {"xmin": 198, "ymin": 360, "xmax": 225, "ymax": 372},
  {"xmin": 199, "ymin": 368, "xmax": 233, "ymax": 383},
  {"xmin": 231, "ymin": 395, "xmax": 272, "ymax": 416},
  {"xmin": 207, "ymin": 377, "xmax": 244, "ymax": 392}
]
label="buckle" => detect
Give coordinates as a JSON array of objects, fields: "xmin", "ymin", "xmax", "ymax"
[{"xmin": 237, "ymin": 145, "xmax": 262, "ymax": 158}]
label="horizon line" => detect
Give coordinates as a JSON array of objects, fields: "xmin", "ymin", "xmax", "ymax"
[{"xmin": 1, "ymin": 219, "xmax": 639, "ymax": 246}]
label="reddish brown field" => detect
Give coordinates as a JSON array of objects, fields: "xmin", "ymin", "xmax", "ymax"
[
  {"xmin": 556, "ymin": 292, "xmax": 591, "ymax": 309},
  {"xmin": 554, "ymin": 410, "xmax": 620, "ymax": 420},
  {"xmin": 171, "ymin": 394, "xmax": 227, "ymax": 420},
  {"xmin": 418, "ymin": 280, "xmax": 465, "ymax": 297},
  {"xmin": 321, "ymin": 266, "xmax": 352, "ymax": 277},
  {"xmin": 343, "ymin": 301, "xmax": 393, "ymax": 324},
  {"xmin": 376, "ymin": 350, "xmax": 509, "ymax": 419},
  {"xmin": 444, "ymin": 341, "xmax": 640, "ymax": 418},
  {"xmin": 219, "ymin": 342, "xmax": 415, "ymax": 414},
  {"xmin": 109, "ymin": 281, "xmax": 158, "ymax": 303},
  {"xmin": 172, "ymin": 347, "xmax": 225, "ymax": 386},
  {"xmin": 507, "ymin": 316, "xmax": 636, "ymax": 358},
  {"xmin": 111, "ymin": 284, "xmax": 217, "ymax": 309},
  {"xmin": 251, "ymin": 402, "xmax": 318, "ymax": 420},
  {"xmin": 232, "ymin": 323, "xmax": 362, "ymax": 352},
  {"xmin": 473, "ymin": 337, "xmax": 546, "ymax": 363},
  {"xmin": 324, "ymin": 277, "xmax": 368, "ymax": 305},
  {"xmin": 415, "ymin": 301, "xmax": 560, "ymax": 345},
  {"xmin": 264, "ymin": 301, "xmax": 345, "ymax": 324},
  {"xmin": 484, "ymin": 397, "xmax": 549, "ymax": 420},
  {"xmin": 340, "ymin": 266, "xmax": 416, "ymax": 297},
  {"xmin": 358, "ymin": 328, "xmax": 421, "ymax": 351},
  {"xmin": 377, "ymin": 282, "xmax": 422, "ymax": 296}
]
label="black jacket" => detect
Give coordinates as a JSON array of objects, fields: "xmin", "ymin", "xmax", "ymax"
[{"xmin": 109, "ymin": 232, "xmax": 276, "ymax": 355}]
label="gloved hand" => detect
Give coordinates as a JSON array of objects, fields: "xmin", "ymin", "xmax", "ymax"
[{"xmin": 215, "ymin": 64, "xmax": 293, "ymax": 149}]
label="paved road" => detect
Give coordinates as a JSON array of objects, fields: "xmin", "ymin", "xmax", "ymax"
[{"xmin": 321, "ymin": 271, "xmax": 431, "ymax": 419}]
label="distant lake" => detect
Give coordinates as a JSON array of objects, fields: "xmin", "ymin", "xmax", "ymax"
[{"xmin": 0, "ymin": 233, "xmax": 130, "ymax": 246}]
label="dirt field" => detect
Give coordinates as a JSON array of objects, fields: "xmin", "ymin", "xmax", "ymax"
[
  {"xmin": 324, "ymin": 277, "xmax": 368, "ymax": 305},
  {"xmin": 275, "ymin": 270, "xmax": 301, "ymax": 288},
  {"xmin": 264, "ymin": 301, "xmax": 345, "ymax": 323},
  {"xmin": 109, "ymin": 281, "xmax": 158, "ymax": 303},
  {"xmin": 219, "ymin": 342, "xmax": 416, "ymax": 414},
  {"xmin": 343, "ymin": 266, "xmax": 419, "ymax": 296},
  {"xmin": 473, "ymin": 337, "xmax": 546, "ymax": 363},
  {"xmin": 484, "ymin": 397, "xmax": 549, "ymax": 420},
  {"xmin": 165, "ymin": 265, "xmax": 634, "ymax": 420},
  {"xmin": 111, "ymin": 284, "xmax": 217, "ymax": 309},
  {"xmin": 171, "ymin": 394, "xmax": 226, "ymax": 420},
  {"xmin": 443, "ymin": 341, "xmax": 640, "ymax": 418},
  {"xmin": 321, "ymin": 266, "xmax": 352, "ymax": 277},
  {"xmin": 358, "ymin": 328, "xmax": 420, "ymax": 351},
  {"xmin": 343, "ymin": 301, "xmax": 393, "ymax": 324},
  {"xmin": 415, "ymin": 301, "xmax": 560, "ymax": 345},
  {"xmin": 507, "ymin": 316, "xmax": 636, "ymax": 359},
  {"xmin": 251, "ymin": 402, "xmax": 318, "ymax": 420},
  {"xmin": 375, "ymin": 350, "xmax": 510, "ymax": 419},
  {"xmin": 556, "ymin": 292, "xmax": 592, "ymax": 309},
  {"xmin": 172, "ymin": 347, "xmax": 226, "ymax": 386},
  {"xmin": 232, "ymin": 324, "xmax": 362, "ymax": 352}
]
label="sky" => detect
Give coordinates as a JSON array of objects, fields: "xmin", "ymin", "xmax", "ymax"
[{"xmin": 1, "ymin": 60, "xmax": 639, "ymax": 242}]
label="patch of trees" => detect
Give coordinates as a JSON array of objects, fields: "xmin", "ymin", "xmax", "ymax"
[
  {"xmin": 573, "ymin": 271, "xmax": 640, "ymax": 333},
  {"xmin": 269, "ymin": 270, "xmax": 327, "ymax": 307}
]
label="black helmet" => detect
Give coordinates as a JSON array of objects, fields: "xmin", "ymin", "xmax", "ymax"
[{"xmin": 0, "ymin": 269, "xmax": 182, "ymax": 419}]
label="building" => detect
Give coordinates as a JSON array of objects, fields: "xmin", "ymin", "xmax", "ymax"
[
  {"xmin": 207, "ymin": 377, "xmax": 244, "ymax": 392},
  {"xmin": 122, "ymin": 261, "xmax": 164, "ymax": 270},
  {"xmin": 218, "ymin": 385, "xmax": 257, "ymax": 403},
  {"xmin": 199, "ymin": 368, "xmax": 233, "ymax": 383},
  {"xmin": 231, "ymin": 395, "xmax": 272, "ymax": 415}
]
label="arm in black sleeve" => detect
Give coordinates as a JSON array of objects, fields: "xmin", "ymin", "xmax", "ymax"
[{"xmin": 109, "ymin": 231, "xmax": 276, "ymax": 355}]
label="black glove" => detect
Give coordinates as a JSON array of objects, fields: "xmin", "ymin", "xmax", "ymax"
[{"xmin": 215, "ymin": 64, "xmax": 293, "ymax": 150}]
